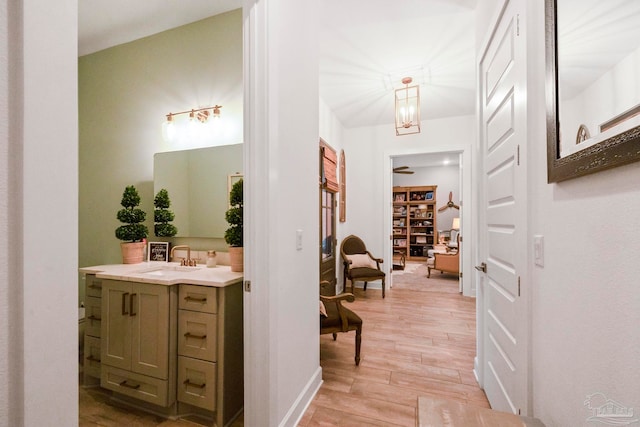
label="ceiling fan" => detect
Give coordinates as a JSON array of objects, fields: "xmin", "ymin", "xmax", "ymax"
[
  {"xmin": 438, "ymin": 191, "xmax": 460, "ymax": 212},
  {"xmin": 393, "ymin": 166, "xmax": 414, "ymax": 174}
]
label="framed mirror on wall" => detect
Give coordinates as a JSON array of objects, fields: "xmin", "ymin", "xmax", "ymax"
[{"xmin": 545, "ymin": 0, "xmax": 640, "ymax": 183}]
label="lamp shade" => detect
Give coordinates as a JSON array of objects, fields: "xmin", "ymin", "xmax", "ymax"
[{"xmin": 452, "ymin": 217, "xmax": 460, "ymax": 230}]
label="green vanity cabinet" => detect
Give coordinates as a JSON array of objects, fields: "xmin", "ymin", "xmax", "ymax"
[
  {"xmin": 80, "ymin": 265, "xmax": 244, "ymax": 425},
  {"xmin": 83, "ymin": 274, "xmax": 103, "ymax": 385},
  {"xmin": 100, "ymin": 279, "xmax": 178, "ymax": 407}
]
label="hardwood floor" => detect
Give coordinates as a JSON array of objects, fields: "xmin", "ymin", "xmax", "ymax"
[
  {"xmin": 79, "ymin": 262, "xmax": 485, "ymax": 426},
  {"xmin": 298, "ymin": 263, "xmax": 488, "ymax": 426}
]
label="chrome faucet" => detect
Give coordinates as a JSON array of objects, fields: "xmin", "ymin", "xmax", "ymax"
[{"xmin": 170, "ymin": 245, "xmax": 196, "ymax": 266}]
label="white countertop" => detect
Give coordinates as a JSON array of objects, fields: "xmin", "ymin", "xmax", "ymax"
[{"xmin": 80, "ymin": 262, "xmax": 243, "ymax": 287}]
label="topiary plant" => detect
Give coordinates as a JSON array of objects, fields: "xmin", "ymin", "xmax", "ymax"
[
  {"xmin": 153, "ymin": 188, "xmax": 177, "ymax": 237},
  {"xmin": 115, "ymin": 185, "xmax": 148, "ymax": 242},
  {"xmin": 224, "ymin": 178, "xmax": 243, "ymax": 247}
]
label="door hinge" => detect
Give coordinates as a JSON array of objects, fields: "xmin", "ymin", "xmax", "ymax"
[
  {"xmin": 244, "ymin": 280, "xmax": 251, "ymax": 292},
  {"xmin": 516, "ymin": 14, "xmax": 520, "ymax": 36},
  {"xmin": 518, "ymin": 276, "xmax": 521, "ymax": 297},
  {"xmin": 518, "ymin": 409, "xmax": 521, "ymax": 415},
  {"xmin": 517, "ymin": 145, "xmax": 520, "ymax": 165},
  {"xmin": 459, "ymin": 272, "xmax": 463, "ymax": 278}
]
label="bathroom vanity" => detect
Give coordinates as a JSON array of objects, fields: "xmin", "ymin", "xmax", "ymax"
[{"xmin": 80, "ymin": 262, "xmax": 243, "ymax": 427}]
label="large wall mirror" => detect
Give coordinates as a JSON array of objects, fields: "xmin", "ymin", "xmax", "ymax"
[
  {"xmin": 545, "ymin": 0, "xmax": 640, "ymax": 182},
  {"xmin": 154, "ymin": 143, "xmax": 242, "ymax": 238}
]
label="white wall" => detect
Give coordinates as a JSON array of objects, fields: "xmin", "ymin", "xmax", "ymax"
[
  {"xmin": 526, "ymin": 2, "xmax": 640, "ymax": 425},
  {"xmin": 243, "ymin": 0, "xmax": 321, "ymax": 425},
  {"xmin": 342, "ymin": 115, "xmax": 474, "ymax": 295},
  {"xmin": 0, "ymin": 0, "xmax": 79, "ymax": 425}
]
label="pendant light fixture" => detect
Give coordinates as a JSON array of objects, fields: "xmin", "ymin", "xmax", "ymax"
[{"xmin": 395, "ymin": 77, "xmax": 420, "ymax": 136}]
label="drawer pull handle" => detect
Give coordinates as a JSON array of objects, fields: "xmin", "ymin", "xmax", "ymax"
[
  {"xmin": 130, "ymin": 293, "xmax": 137, "ymax": 317},
  {"xmin": 183, "ymin": 379, "xmax": 206, "ymax": 389},
  {"xmin": 86, "ymin": 355, "xmax": 101, "ymax": 363},
  {"xmin": 119, "ymin": 380, "xmax": 140, "ymax": 390},
  {"xmin": 184, "ymin": 296, "xmax": 207, "ymax": 303},
  {"xmin": 87, "ymin": 315, "xmax": 101, "ymax": 322},
  {"xmin": 88, "ymin": 283, "xmax": 102, "ymax": 289},
  {"xmin": 184, "ymin": 332, "xmax": 207, "ymax": 340},
  {"xmin": 122, "ymin": 292, "xmax": 129, "ymax": 315}
]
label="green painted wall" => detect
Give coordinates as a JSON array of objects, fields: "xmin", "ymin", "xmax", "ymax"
[{"xmin": 78, "ymin": 10, "xmax": 242, "ymax": 303}]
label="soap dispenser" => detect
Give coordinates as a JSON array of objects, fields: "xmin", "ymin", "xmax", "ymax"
[{"xmin": 206, "ymin": 250, "xmax": 217, "ymax": 268}]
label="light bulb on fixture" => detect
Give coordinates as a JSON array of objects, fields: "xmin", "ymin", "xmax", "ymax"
[
  {"xmin": 161, "ymin": 105, "xmax": 223, "ymax": 144},
  {"xmin": 162, "ymin": 113, "xmax": 176, "ymax": 142}
]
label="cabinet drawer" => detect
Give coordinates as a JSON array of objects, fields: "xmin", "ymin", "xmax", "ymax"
[
  {"xmin": 83, "ymin": 335, "xmax": 101, "ymax": 379},
  {"xmin": 85, "ymin": 296, "xmax": 102, "ymax": 337},
  {"xmin": 177, "ymin": 356, "xmax": 217, "ymax": 411},
  {"xmin": 85, "ymin": 275, "xmax": 103, "ymax": 298},
  {"xmin": 179, "ymin": 285, "xmax": 217, "ymax": 313},
  {"xmin": 178, "ymin": 310, "xmax": 217, "ymax": 362},
  {"xmin": 101, "ymin": 365, "xmax": 170, "ymax": 407}
]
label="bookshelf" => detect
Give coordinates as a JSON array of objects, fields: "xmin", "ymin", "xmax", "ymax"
[{"xmin": 393, "ymin": 185, "xmax": 437, "ymax": 261}]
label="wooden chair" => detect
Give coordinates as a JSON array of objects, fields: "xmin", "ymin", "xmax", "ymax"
[
  {"xmin": 340, "ymin": 235, "xmax": 386, "ymax": 298},
  {"xmin": 320, "ymin": 281, "xmax": 362, "ymax": 365}
]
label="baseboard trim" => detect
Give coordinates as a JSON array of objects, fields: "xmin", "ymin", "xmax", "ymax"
[{"xmin": 279, "ymin": 366, "xmax": 323, "ymax": 427}]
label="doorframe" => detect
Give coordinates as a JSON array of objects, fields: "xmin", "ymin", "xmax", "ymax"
[{"xmin": 383, "ymin": 146, "xmax": 475, "ymax": 297}]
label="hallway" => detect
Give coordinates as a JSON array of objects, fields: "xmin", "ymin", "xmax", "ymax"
[{"xmin": 299, "ymin": 262, "xmax": 487, "ymax": 426}]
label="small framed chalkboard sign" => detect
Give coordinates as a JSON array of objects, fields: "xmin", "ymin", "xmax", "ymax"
[{"xmin": 148, "ymin": 242, "xmax": 170, "ymax": 262}]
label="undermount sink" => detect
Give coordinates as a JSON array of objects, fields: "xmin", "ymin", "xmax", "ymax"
[{"xmin": 135, "ymin": 265, "xmax": 202, "ymax": 277}]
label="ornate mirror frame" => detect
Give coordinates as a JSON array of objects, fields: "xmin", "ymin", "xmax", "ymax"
[{"xmin": 545, "ymin": 0, "xmax": 640, "ymax": 183}]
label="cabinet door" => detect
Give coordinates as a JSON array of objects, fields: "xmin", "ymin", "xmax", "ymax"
[
  {"xmin": 130, "ymin": 282, "xmax": 170, "ymax": 379},
  {"xmin": 101, "ymin": 280, "xmax": 132, "ymax": 371}
]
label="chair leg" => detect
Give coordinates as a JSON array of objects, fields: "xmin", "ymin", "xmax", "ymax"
[
  {"xmin": 427, "ymin": 266, "xmax": 431, "ymax": 278},
  {"xmin": 332, "ymin": 333, "xmax": 337, "ymax": 341},
  {"xmin": 363, "ymin": 281, "xmax": 368, "ymax": 291},
  {"xmin": 343, "ymin": 270, "xmax": 347, "ymax": 293},
  {"xmin": 355, "ymin": 326, "xmax": 362, "ymax": 366},
  {"xmin": 381, "ymin": 277, "xmax": 385, "ymax": 298}
]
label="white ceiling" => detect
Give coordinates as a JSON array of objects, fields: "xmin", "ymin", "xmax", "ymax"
[
  {"xmin": 78, "ymin": 0, "xmax": 477, "ymax": 130},
  {"xmin": 78, "ymin": 0, "xmax": 242, "ymax": 56},
  {"xmin": 78, "ymin": 1, "xmax": 639, "ymax": 131}
]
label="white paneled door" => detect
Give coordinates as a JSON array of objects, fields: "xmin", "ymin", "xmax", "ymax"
[{"xmin": 477, "ymin": 0, "xmax": 529, "ymax": 416}]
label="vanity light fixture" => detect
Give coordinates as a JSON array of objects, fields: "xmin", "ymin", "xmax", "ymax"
[
  {"xmin": 162, "ymin": 105, "xmax": 222, "ymax": 143},
  {"xmin": 395, "ymin": 77, "xmax": 421, "ymax": 136}
]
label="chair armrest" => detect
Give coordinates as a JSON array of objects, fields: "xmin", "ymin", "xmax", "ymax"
[
  {"xmin": 320, "ymin": 293, "xmax": 355, "ymax": 331},
  {"xmin": 320, "ymin": 293, "xmax": 355, "ymax": 304},
  {"xmin": 365, "ymin": 251, "xmax": 384, "ymax": 264}
]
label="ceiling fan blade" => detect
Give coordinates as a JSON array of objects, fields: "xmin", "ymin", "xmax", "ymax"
[
  {"xmin": 394, "ymin": 166, "xmax": 410, "ymax": 171},
  {"xmin": 395, "ymin": 170, "xmax": 414, "ymax": 174},
  {"xmin": 438, "ymin": 205, "xmax": 448, "ymax": 212}
]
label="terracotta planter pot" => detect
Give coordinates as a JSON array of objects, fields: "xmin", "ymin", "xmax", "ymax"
[
  {"xmin": 120, "ymin": 241, "xmax": 146, "ymax": 264},
  {"xmin": 228, "ymin": 246, "xmax": 244, "ymax": 272}
]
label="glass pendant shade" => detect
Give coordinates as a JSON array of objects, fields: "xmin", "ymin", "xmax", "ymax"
[{"xmin": 395, "ymin": 77, "xmax": 421, "ymax": 136}]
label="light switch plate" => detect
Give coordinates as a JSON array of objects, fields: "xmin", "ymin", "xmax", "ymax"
[{"xmin": 534, "ymin": 235, "xmax": 544, "ymax": 267}]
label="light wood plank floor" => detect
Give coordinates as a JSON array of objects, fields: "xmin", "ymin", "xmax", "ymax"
[
  {"xmin": 298, "ymin": 263, "xmax": 487, "ymax": 426},
  {"xmin": 79, "ymin": 262, "xmax": 485, "ymax": 426}
]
